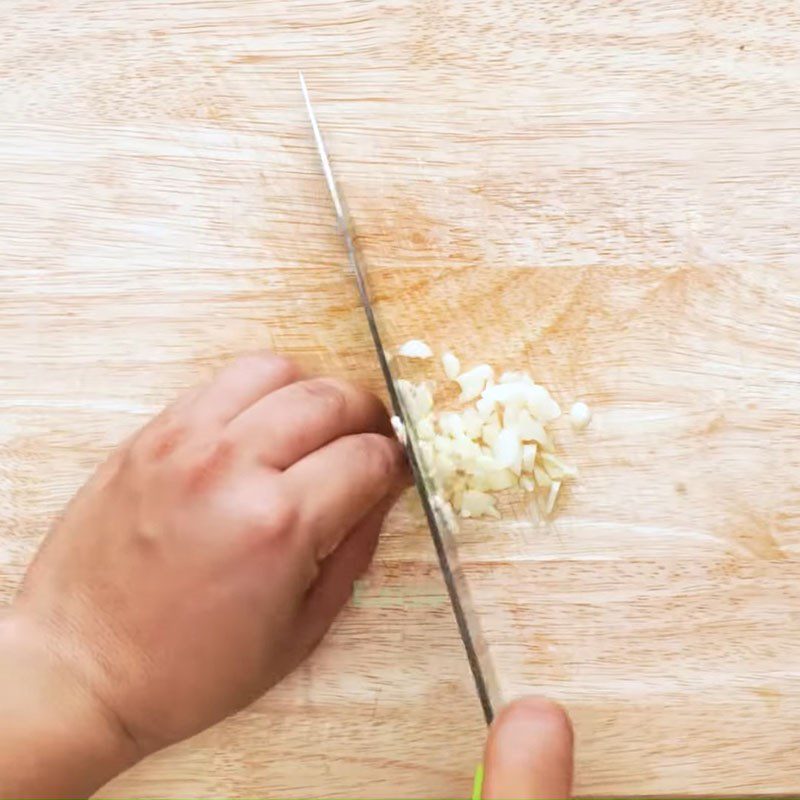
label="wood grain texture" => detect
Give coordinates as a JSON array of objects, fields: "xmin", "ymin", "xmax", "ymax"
[{"xmin": 1, "ymin": 0, "xmax": 799, "ymax": 796}]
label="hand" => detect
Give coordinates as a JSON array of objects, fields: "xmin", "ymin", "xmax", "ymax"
[
  {"xmin": 482, "ymin": 697, "xmax": 574, "ymax": 799},
  {"xmin": 0, "ymin": 352, "xmax": 406, "ymax": 797}
]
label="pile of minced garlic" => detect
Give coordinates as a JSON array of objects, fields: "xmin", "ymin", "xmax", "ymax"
[{"xmin": 393, "ymin": 339, "xmax": 590, "ymax": 521}]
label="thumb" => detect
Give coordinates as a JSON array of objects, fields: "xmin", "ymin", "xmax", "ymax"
[{"xmin": 481, "ymin": 697, "xmax": 574, "ymax": 799}]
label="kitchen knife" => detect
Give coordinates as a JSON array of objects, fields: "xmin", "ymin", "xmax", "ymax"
[{"xmin": 299, "ymin": 72, "xmax": 500, "ymax": 725}]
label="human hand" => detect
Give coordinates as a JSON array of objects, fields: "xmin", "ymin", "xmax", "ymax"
[
  {"xmin": 481, "ymin": 697, "xmax": 574, "ymax": 799},
  {"xmin": 0, "ymin": 352, "xmax": 406, "ymax": 796}
]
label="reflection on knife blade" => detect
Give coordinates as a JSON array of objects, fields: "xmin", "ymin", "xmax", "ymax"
[{"xmin": 299, "ymin": 71, "xmax": 500, "ymax": 724}]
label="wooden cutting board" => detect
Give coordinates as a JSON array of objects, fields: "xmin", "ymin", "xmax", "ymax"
[{"xmin": 2, "ymin": 0, "xmax": 799, "ymax": 796}]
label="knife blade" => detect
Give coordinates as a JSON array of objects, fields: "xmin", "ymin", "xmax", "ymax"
[{"xmin": 300, "ymin": 72, "xmax": 500, "ymax": 725}]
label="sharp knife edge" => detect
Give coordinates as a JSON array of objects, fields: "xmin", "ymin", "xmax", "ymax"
[{"xmin": 299, "ymin": 71, "xmax": 499, "ymax": 724}]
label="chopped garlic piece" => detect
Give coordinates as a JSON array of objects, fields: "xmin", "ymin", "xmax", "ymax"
[
  {"xmin": 569, "ymin": 401, "xmax": 591, "ymax": 429},
  {"xmin": 442, "ymin": 352, "xmax": 461, "ymax": 380},
  {"xmin": 418, "ymin": 440, "xmax": 434, "ymax": 470},
  {"xmin": 476, "ymin": 396, "xmax": 495, "ymax": 420},
  {"xmin": 432, "ymin": 495, "xmax": 458, "ymax": 532},
  {"xmin": 545, "ymin": 480, "xmax": 562, "ymax": 515},
  {"xmin": 434, "ymin": 454, "xmax": 455, "ymax": 485},
  {"xmin": 461, "ymin": 490, "xmax": 500, "ymax": 519},
  {"xmin": 464, "ymin": 453, "xmax": 496, "ymax": 476},
  {"xmin": 499, "ymin": 371, "xmax": 534, "ymax": 385},
  {"xmin": 492, "ymin": 428, "xmax": 522, "ymax": 469},
  {"xmin": 450, "ymin": 435, "xmax": 481, "ymax": 464},
  {"xmin": 524, "ymin": 384, "xmax": 561, "ymax": 422},
  {"xmin": 396, "ymin": 379, "xmax": 433, "ymax": 419},
  {"xmin": 520, "ymin": 476, "xmax": 536, "ymax": 492},
  {"xmin": 398, "ymin": 339, "xmax": 433, "ymax": 359},
  {"xmin": 482, "ymin": 381, "xmax": 529, "ymax": 407},
  {"xmin": 433, "ymin": 434, "xmax": 453, "ymax": 455},
  {"xmin": 390, "ymin": 415, "xmax": 407, "ymax": 446},
  {"xmin": 461, "ymin": 407, "xmax": 483, "ymax": 439},
  {"xmin": 522, "ymin": 443, "xmax": 537, "ymax": 473},
  {"xmin": 416, "ymin": 416, "xmax": 435, "ymax": 440},
  {"xmin": 396, "ymin": 378, "xmax": 413, "ymax": 403},
  {"xmin": 516, "ymin": 409, "xmax": 553, "ymax": 450},
  {"xmin": 540, "ymin": 452, "xmax": 578, "ymax": 480},
  {"xmin": 486, "ymin": 469, "xmax": 517, "ymax": 491},
  {"xmin": 417, "ymin": 384, "xmax": 434, "ymax": 416},
  {"xmin": 503, "ymin": 403, "xmax": 522, "ymax": 427},
  {"xmin": 456, "ymin": 364, "xmax": 493, "ymax": 402},
  {"xmin": 439, "ymin": 411, "xmax": 464, "ymax": 439},
  {"xmin": 471, "ymin": 474, "xmax": 491, "ymax": 492},
  {"xmin": 482, "ymin": 419, "xmax": 501, "ymax": 447},
  {"xmin": 533, "ymin": 462, "xmax": 552, "ymax": 488}
]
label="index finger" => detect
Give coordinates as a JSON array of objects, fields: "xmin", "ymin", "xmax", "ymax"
[
  {"xmin": 228, "ymin": 377, "xmax": 393, "ymax": 469},
  {"xmin": 134, "ymin": 352, "xmax": 302, "ymax": 454},
  {"xmin": 189, "ymin": 352, "xmax": 302, "ymax": 425}
]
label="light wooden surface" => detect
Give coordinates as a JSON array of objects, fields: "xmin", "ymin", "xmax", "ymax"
[{"xmin": 2, "ymin": 0, "xmax": 799, "ymax": 796}]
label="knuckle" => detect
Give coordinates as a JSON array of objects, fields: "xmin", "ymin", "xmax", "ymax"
[
  {"xmin": 103, "ymin": 440, "xmax": 134, "ymax": 484},
  {"xmin": 267, "ymin": 353, "xmax": 302, "ymax": 384},
  {"xmin": 125, "ymin": 434, "xmax": 155, "ymax": 472},
  {"xmin": 264, "ymin": 491, "xmax": 298, "ymax": 536},
  {"xmin": 144, "ymin": 418, "xmax": 192, "ymax": 463},
  {"xmin": 240, "ymin": 489, "xmax": 299, "ymax": 549},
  {"xmin": 179, "ymin": 436, "xmax": 236, "ymax": 493},
  {"xmin": 299, "ymin": 377, "xmax": 351, "ymax": 419},
  {"xmin": 130, "ymin": 407, "xmax": 196, "ymax": 466},
  {"xmin": 358, "ymin": 433, "xmax": 401, "ymax": 480},
  {"xmin": 231, "ymin": 352, "xmax": 300, "ymax": 385}
]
